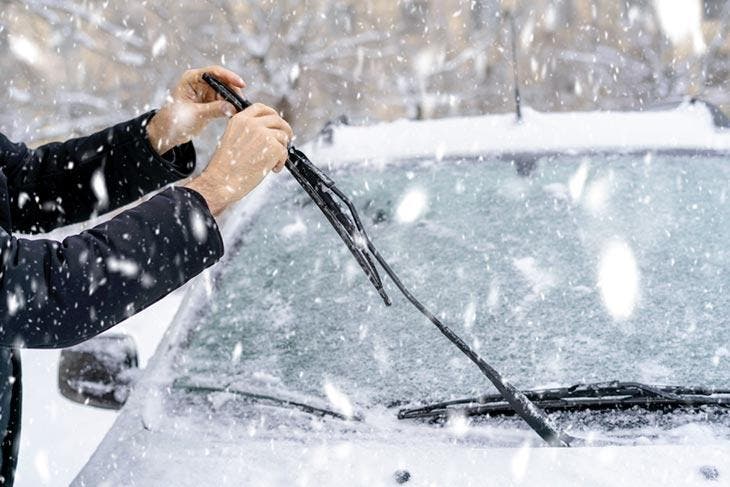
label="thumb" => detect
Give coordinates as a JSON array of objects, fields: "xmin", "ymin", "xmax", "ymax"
[{"xmin": 196, "ymin": 100, "xmax": 236, "ymax": 120}]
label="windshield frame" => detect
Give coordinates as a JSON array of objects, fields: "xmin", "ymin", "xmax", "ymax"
[{"xmin": 147, "ymin": 146, "xmax": 730, "ymax": 417}]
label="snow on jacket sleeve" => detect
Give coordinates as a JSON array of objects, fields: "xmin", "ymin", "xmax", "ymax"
[
  {"xmin": 0, "ymin": 186, "xmax": 224, "ymax": 349},
  {"xmin": 0, "ymin": 111, "xmax": 196, "ymax": 233}
]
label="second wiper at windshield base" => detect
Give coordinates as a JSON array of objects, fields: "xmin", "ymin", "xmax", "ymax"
[
  {"xmin": 174, "ymin": 381, "xmax": 362, "ymax": 422},
  {"xmin": 398, "ymin": 381, "xmax": 730, "ymax": 420}
]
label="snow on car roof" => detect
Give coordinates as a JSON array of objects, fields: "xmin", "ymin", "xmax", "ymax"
[
  {"xmin": 224, "ymin": 102, "xmax": 730, "ymax": 244},
  {"xmin": 306, "ymin": 103, "xmax": 730, "ymax": 167}
]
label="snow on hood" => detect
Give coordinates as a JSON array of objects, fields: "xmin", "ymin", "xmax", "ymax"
[
  {"xmin": 306, "ymin": 103, "xmax": 730, "ymax": 168},
  {"xmin": 74, "ymin": 418, "xmax": 729, "ymax": 487},
  {"xmin": 76, "ymin": 387, "xmax": 730, "ymax": 487}
]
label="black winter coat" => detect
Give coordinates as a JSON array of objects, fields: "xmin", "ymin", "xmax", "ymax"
[{"xmin": 0, "ymin": 111, "xmax": 224, "ymax": 485}]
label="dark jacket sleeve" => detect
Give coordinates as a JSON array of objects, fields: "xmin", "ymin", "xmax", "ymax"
[
  {"xmin": 0, "ymin": 186, "xmax": 223, "ymax": 349},
  {"xmin": 0, "ymin": 111, "xmax": 196, "ymax": 233}
]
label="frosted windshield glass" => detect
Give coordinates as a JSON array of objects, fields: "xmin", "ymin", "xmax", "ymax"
[{"xmin": 174, "ymin": 154, "xmax": 730, "ymax": 406}]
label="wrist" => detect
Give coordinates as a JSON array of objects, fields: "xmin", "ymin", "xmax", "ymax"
[
  {"xmin": 147, "ymin": 108, "xmax": 178, "ymax": 155},
  {"xmin": 184, "ymin": 176, "xmax": 227, "ymax": 217}
]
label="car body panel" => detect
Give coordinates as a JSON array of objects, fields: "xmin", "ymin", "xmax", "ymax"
[
  {"xmin": 75, "ymin": 105, "xmax": 730, "ymax": 486},
  {"xmin": 74, "ymin": 407, "xmax": 729, "ymax": 487}
]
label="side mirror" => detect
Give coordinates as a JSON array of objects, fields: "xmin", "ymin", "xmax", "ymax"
[{"xmin": 58, "ymin": 334, "xmax": 139, "ymax": 410}]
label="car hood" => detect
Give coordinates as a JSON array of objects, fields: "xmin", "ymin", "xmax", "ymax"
[
  {"xmin": 74, "ymin": 401, "xmax": 729, "ymax": 487},
  {"xmin": 75, "ymin": 435, "xmax": 728, "ymax": 486}
]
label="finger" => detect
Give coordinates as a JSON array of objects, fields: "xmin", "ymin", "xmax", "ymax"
[
  {"xmin": 272, "ymin": 158, "xmax": 287, "ymax": 173},
  {"xmin": 273, "ymin": 143, "xmax": 289, "ymax": 169},
  {"xmin": 242, "ymin": 103, "xmax": 277, "ymax": 118},
  {"xmin": 194, "ymin": 65, "xmax": 246, "ymax": 88},
  {"xmin": 258, "ymin": 115, "xmax": 293, "ymax": 140},
  {"xmin": 266, "ymin": 127, "xmax": 291, "ymax": 148},
  {"xmin": 197, "ymin": 100, "xmax": 237, "ymax": 120},
  {"xmin": 270, "ymin": 116, "xmax": 293, "ymax": 141}
]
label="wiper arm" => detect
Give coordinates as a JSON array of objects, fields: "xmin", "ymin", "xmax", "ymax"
[
  {"xmin": 398, "ymin": 381, "xmax": 730, "ymax": 420},
  {"xmin": 203, "ymin": 73, "xmax": 391, "ymax": 305},
  {"xmin": 203, "ymin": 73, "xmax": 572, "ymax": 447},
  {"xmin": 286, "ymin": 148, "xmax": 392, "ymax": 304},
  {"xmin": 174, "ymin": 380, "xmax": 361, "ymax": 422}
]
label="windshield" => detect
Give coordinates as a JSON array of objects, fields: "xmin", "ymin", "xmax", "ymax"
[{"xmin": 172, "ymin": 153, "xmax": 730, "ymax": 409}]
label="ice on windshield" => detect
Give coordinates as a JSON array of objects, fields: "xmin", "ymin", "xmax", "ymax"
[{"xmin": 173, "ymin": 153, "xmax": 730, "ymax": 408}]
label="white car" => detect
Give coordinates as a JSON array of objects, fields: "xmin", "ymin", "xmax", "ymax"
[{"xmin": 68, "ymin": 103, "xmax": 730, "ymax": 486}]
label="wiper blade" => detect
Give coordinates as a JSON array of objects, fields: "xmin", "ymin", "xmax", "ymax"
[
  {"xmin": 286, "ymin": 148, "xmax": 391, "ymax": 305},
  {"xmin": 398, "ymin": 381, "xmax": 730, "ymax": 420},
  {"xmin": 174, "ymin": 381, "xmax": 361, "ymax": 422},
  {"xmin": 203, "ymin": 73, "xmax": 391, "ymax": 305},
  {"xmin": 203, "ymin": 73, "xmax": 572, "ymax": 447}
]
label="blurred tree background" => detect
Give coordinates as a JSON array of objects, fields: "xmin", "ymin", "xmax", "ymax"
[{"xmin": 0, "ymin": 0, "xmax": 728, "ymax": 152}]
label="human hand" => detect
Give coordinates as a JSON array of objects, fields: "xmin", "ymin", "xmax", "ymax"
[
  {"xmin": 184, "ymin": 103, "xmax": 293, "ymax": 216},
  {"xmin": 147, "ymin": 65, "xmax": 245, "ymax": 154}
]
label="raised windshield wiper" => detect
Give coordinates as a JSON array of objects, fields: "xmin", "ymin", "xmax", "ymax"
[
  {"xmin": 174, "ymin": 380, "xmax": 361, "ymax": 422},
  {"xmin": 203, "ymin": 73, "xmax": 572, "ymax": 447},
  {"xmin": 203, "ymin": 73, "xmax": 390, "ymax": 304},
  {"xmin": 398, "ymin": 381, "xmax": 730, "ymax": 420}
]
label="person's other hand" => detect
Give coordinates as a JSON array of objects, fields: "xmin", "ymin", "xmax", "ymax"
[
  {"xmin": 147, "ymin": 65, "xmax": 245, "ymax": 154},
  {"xmin": 184, "ymin": 103, "xmax": 293, "ymax": 216}
]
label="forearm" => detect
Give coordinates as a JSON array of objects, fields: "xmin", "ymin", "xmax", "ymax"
[
  {"xmin": 0, "ymin": 187, "xmax": 223, "ymax": 349},
  {"xmin": 7, "ymin": 111, "xmax": 197, "ymax": 233}
]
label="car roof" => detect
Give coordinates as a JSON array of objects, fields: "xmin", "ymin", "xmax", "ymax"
[{"xmin": 304, "ymin": 103, "xmax": 730, "ymax": 169}]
